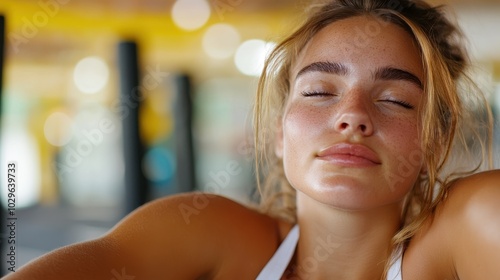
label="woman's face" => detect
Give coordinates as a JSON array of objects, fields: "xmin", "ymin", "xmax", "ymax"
[{"xmin": 276, "ymin": 16, "xmax": 425, "ymax": 210}]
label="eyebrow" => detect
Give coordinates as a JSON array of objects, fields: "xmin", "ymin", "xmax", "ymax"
[
  {"xmin": 296, "ymin": 61, "xmax": 349, "ymax": 79},
  {"xmin": 374, "ymin": 67, "xmax": 423, "ymax": 89},
  {"xmin": 295, "ymin": 61, "xmax": 423, "ymax": 90}
]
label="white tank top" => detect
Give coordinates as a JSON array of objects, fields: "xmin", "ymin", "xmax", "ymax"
[{"xmin": 256, "ymin": 225, "xmax": 403, "ymax": 280}]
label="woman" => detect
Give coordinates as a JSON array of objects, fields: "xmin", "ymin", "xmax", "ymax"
[{"xmin": 6, "ymin": 0, "xmax": 499, "ymax": 279}]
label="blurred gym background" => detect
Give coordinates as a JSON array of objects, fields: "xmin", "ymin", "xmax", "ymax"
[{"xmin": 0, "ymin": 0, "xmax": 499, "ymax": 275}]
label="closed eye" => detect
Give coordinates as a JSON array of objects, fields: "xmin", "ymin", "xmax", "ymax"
[
  {"xmin": 384, "ymin": 99, "xmax": 414, "ymax": 109},
  {"xmin": 301, "ymin": 91, "xmax": 334, "ymax": 97}
]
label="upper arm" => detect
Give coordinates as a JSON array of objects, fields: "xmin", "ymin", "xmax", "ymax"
[
  {"xmin": 6, "ymin": 193, "xmax": 275, "ymax": 279},
  {"xmin": 108, "ymin": 192, "xmax": 279, "ymax": 278},
  {"xmin": 448, "ymin": 170, "xmax": 500, "ymax": 279},
  {"xmin": 104, "ymin": 192, "xmax": 226, "ymax": 279}
]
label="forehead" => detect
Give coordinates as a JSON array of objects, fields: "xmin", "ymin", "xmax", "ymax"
[{"xmin": 291, "ymin": 15, "xmax": 424, "ymax": 80}]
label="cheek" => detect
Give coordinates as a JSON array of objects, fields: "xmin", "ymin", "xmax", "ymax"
[
  {"xmin": 386, "ymin": 119, "xmax": 419, "ymax": 148},
  {"xmin": 382, "ymin": 117, "xmax": 424, "ymax": 179},
  {"xmin": 281, "ymin": 104, "xmax": 326, "ymax": 175},
  {"xmin": 283, "ymin": 104, "xmax": 327, "ymax": 145}
]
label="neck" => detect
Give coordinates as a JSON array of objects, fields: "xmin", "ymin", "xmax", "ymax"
[{"xmin": 289, "ymin": 192, "xmax": 401, "ymax": 280}]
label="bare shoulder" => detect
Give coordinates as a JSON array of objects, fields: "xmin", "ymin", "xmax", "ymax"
[
  {"xmin": 450, "ymin": 169, "xmax": 500, "ymax": 192},
  {"xmin": 117, "ymin": 192, "xmax": 276, "ymax": 228},
  {"xmin": 443, "ymin": 169, "xmax": 500, "ymax": 215},
  {"xmin": 7, "ymin": 193, "xmax": 283, "ymax": 279},
  {"xmin": 437, "ymin": 170, "xmax": 500, "ymax": 278},
  {"xmin": 107, "ymin": 192, "xmax": 283, "ymax": 278},
  {"xmin": 114, "ymin": 192, "xmax": 281, "ymax": 238}
]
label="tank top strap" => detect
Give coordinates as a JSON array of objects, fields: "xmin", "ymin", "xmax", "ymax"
[
  {"xmin": 387, "ymin": 245, "xmax": 403, "ymax": 280},
  {"xmin": 256, "ymin": 224, "xmax": 299, "ymax": 280},
  {"xmin": 256, "ymin": 225, "xmax": 403, "ymax": 280}
]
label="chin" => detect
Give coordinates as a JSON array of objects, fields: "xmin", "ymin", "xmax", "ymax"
[{"xmin": 299, "ymin": 174, "xmax": 405, "ymax": 211}]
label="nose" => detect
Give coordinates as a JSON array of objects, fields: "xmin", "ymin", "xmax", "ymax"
[{"xmin": 334, "ymin": 93, "xmax": 374, "ymax": 137}]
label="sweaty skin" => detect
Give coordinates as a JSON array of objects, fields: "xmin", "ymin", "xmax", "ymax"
[
  {"xmin": 274, "ymin": 15, "xmax": 426, "ymax": 279},
  {"xmin": 278, "ymin": 15, "xmax": 425, "ymax": 211}
]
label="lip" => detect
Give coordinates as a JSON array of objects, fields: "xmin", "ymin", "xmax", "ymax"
[{"xmin": 316, "ymin": 143, "xmax": 381, "ymax": 167}]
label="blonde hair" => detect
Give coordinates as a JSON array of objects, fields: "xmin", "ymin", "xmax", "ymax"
[{"xmin": 253, "ymin": 0, "xmax": 493, "ymax": 277}]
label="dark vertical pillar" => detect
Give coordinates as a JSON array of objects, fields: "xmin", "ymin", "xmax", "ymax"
[
  {"xmin": 0, "ymin": 15, "xmax": 4, "ymax": 111},
  {"xmin": 117, "ymin": 41, "xmax": 148, "ymax": 215},
  {"xmin": 0, "ymin": 14, "xmax": 5, "ymax": 277},
  {"xmin": 173, "ymin": 74, "xmax": 196, "ymax": 193}
]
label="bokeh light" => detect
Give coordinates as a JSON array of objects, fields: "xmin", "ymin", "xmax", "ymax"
[
  {"xmin": 73, "ymin": 56, "xmax": 109, "ymax": 94},
  {"xmin": 234, "ymin": 39, "xmax": 276, "ymax": 77},
  {"xmin": 172, "ymin": 0, "xmax": 211, "ymax": 31},
  {"xmin": 202, "ymin": 24, "xmax": 241, "ymax": 59},
  {"xmin": 1, "ymin": 124, "xmax": 41, "ymax": 208},
  {"xmin": 44, "ymin": 111, "xmax": 74, "ymax": 147},
  {"xmin": 143, "ymin": 147, "xmax": 176, "ymax": 185}
]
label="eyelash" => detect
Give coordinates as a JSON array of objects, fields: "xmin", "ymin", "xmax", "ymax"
[
  {"xmin": 301, "ymin": 91, "xmax": 414, "ymax": 109},
  {"xmin": 385, "ymin": 99, "xmax": 414, "ymax": 109},
  {"xmin": 301, "ymin": 91, "xmax": 333, "ymax": 97}
]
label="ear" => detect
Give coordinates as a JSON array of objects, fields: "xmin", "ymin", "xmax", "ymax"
[{"xmin": 274, "ymin": 119, "xmax": 284, "ymax": 159}]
